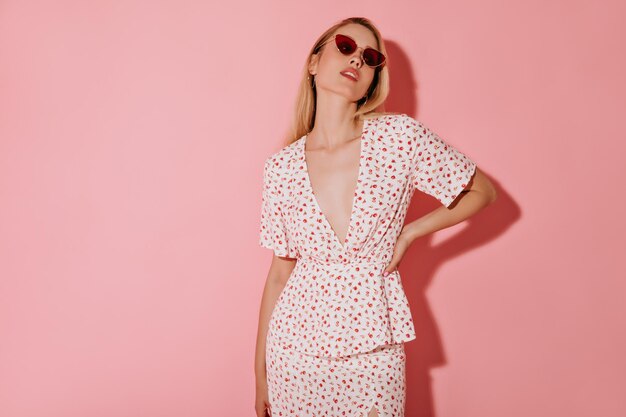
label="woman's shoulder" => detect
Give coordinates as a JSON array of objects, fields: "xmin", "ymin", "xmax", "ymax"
[
  {"xmin": 366, "ymin": 111, "xmax": 422, "ymax": 130},
  {"xmin": 263, "ymin": 136, "xmax": 303, "ymax": 177},
  {"xmin": 366, "ymin": 112, "xmax": 427, "ymax": 142}
]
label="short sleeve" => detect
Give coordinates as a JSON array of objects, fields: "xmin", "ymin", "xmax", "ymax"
[
  {"xmin": 407, "ymin": 117, "xmax": 477, "ymax": 207},
  {"xmin": 258, "ymin": 158, "xmax": 297, "ymax": 258}
]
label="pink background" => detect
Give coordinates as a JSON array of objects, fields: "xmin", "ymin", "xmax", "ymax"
[{"xmin": 1, "ymin": 1, "xmax": 625, "ymax": 416}]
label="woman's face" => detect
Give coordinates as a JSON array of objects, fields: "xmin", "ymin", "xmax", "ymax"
[{"xmin": 309, "ymin": 24, "xmax": 380, "ymax": 105}]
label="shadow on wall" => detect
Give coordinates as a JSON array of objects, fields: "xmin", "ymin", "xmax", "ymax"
[{"xmin": 382, "ymin": 39, "xmax": 519, "ymax": 417}]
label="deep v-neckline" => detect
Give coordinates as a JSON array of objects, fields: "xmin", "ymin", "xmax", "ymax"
[{"xmin": 301, "ymin": 117, "xmax": 369, "ymax": 252}]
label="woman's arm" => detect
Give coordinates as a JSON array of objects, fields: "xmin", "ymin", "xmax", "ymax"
[
  {"xmin": 383, "ymin": 167, "xmax": 497, "ymax": 274},
  {"xmin": 402, "ymin": 166, "xmax": 496, "ymax": 243},
  {"xmin": 254, "ymin": 255, "xmax": 297, "ymax": 384}
]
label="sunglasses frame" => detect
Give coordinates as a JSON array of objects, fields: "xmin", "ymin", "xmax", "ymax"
[{"xmin": 318, "ymin": 33, "xmax": 386, "ymax": 68}]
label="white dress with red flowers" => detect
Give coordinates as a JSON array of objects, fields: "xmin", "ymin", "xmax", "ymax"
[{"xmin": 259, "ymin": 113, "xmax": 477, "ymax": 416}]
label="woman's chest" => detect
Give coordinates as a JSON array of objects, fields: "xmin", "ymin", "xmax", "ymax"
[{"xmin": 282, "ymin": 138, "xmax": 414, "ymax": 244}]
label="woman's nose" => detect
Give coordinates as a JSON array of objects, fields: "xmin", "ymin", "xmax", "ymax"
[{"xmin": 350, "ymin": 51, "xmax": 364, "ymax": 67}]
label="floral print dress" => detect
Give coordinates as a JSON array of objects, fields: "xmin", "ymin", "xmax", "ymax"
[{"xmin": 259, "ymin": 113, "xmax": 477, "ymax": 416}]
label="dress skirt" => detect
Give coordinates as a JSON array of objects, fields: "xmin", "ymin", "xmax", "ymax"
[{"xmin": 266, "ymin": 340, "xmax": 407, "ymax": 417}]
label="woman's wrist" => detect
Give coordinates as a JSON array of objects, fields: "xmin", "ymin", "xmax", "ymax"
[
  {"xmin": 400, "ymin": 220, "xmax": 427, "ymax": 245},
  {"xmin": 398, "ymin": 228, "xmax": 417, "ymax": 246},
  {"xmin": 256, "ymin": 375, "xmax": 268, "ymax": 388}
]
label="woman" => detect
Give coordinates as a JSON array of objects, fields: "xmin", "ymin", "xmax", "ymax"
[{"xmin": 254, "ymin": 17, "xmax": 497, "ymax": 417}]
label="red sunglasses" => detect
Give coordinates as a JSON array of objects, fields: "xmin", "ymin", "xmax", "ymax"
[{"xmin": 319, "ymin": 34, "xmax": 386, "ymax": 68}]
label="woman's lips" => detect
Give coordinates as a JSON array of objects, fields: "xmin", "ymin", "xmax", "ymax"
[{"xmin": 340, "ymin": 72, "xmax": 358, "ymax": 82}]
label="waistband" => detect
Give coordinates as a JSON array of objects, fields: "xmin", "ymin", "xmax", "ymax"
[{"xmin": 297, "ymin": 255, "xmax": 388, "ymax": 267}]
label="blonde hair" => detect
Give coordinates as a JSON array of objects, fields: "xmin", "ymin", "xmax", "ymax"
[{"xmin": 285, "ymin": 17, "xmax": 396, "ymax": 147}]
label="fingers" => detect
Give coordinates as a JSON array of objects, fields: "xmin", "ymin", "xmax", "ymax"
[
  {"xmin": 383, "ymin": 254, "xmax": 402, "ymax": 275},
  {"xmin": 384, "ymin": 243, "xmax": 406, "ymax": 276},
  {"xmin": 257, "ymin": 401, "xmax": 271, "ymax": 417},
  {"xmin": 382, "ymin": 264, "xmax": 398, "ymax": 276}
]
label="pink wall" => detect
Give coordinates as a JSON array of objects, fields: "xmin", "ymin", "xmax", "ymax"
[{"xmin": 1, "ymin": 1, "xmax": 625, "ymax": 416}]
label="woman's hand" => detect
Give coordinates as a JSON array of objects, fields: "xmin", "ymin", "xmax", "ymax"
[
  {"xmin": 255, "ymin": 378, "xmax": 272, "ymax": 417},
  {"xmin": 382, "ymin": 232, "xmax": 412, "ymax": 276}
]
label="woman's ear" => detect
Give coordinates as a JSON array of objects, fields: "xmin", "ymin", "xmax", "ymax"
[{"xmin": 308, "ymin": 54, "xmax": 319, "ymax": 76}]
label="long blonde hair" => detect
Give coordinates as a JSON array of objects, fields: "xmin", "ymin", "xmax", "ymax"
[{"xmin": 285, "ymin": 17, "xmax": 396, "ymax": 147}]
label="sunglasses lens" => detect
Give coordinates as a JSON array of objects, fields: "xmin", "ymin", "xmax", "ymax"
[
  {"xmin": 363, "ymin": 48, "xmax": 385, "ymax": 67},
  {"xmin": 335, "ymin": 34, "xmax": 357, "ymax": 55}
]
